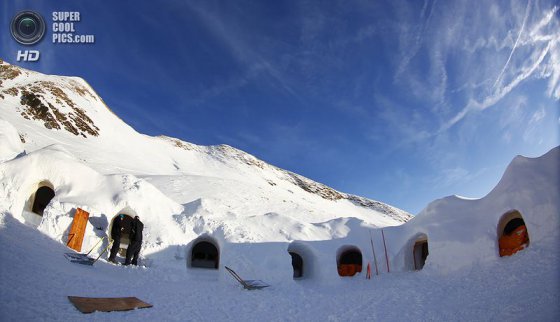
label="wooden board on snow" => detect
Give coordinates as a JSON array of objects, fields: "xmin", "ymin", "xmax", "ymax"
[
  {"xmin": 68, "ymin": 296, "xmax": 153, "ymax": 314},
  {"xmin": 67, "ymin": 208, "xmax": 89, "ymax": 252}
]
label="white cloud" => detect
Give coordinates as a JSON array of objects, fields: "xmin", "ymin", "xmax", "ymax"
[
  {"xmin": 392, "ymin": 0, "xmax": 439, "ymax": 83},
  {"xmin": 499, "ymin": 95, "xmax": 527, "ymax": 129},
  {"xmin": 523, "ymin": 106, "xmax": 547, "ymax": 144},
  {"xmin": 492, "ymin": 0, "xmax": 532, "ymax": 90},
  {"xmin": 432, "ymin": 166, "xmax": 488, "ymax": 189},
  {"xmin": 184, "ymin": 1, "xmax": 301, "ymax": 102},
  {"xmin": 502, "ymin": 131, "xmax": 513, "ymax": 143},
  {"xmin": 386, "ymin": 0, "xmax": 558, "ymax": 134},
  {"xmin": 439, "ymin": 167, "xmax": 469, "ymax": 187},
  {"xmin": 530, "ymin": 107, "xmax": 546, "ymax": 124},
  {"xmin": 440, "ymin": 4, "xmax": 559, "ymax": 132}
]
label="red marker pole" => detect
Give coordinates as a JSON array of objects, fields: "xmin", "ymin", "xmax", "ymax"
[
  {"xmin": 381, "ymin": 229, "xmax": 390, "ymax": 273},
  {"xmin": 369, "ymin": 231, "xmax": 379, "ymax": 276}
]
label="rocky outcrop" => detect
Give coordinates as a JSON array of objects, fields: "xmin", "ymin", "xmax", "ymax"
[{"xmin": 1, "ymin": 59, "xmax": 99, "ymax": 137}]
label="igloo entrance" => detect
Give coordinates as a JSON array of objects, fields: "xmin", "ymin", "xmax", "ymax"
[
  {"xmin": 289, "ymin": 252, "xmax": 304, "ymax": 279},
  {"xmin": 337, "ymin": 246, "xmax": 362, "ymax": 277},
  {"xmin": 31, "ymin": 186, "xmax": 55, "ymax": 216},
  {"xmin": 498, "ymin": 210, "xmax": 529, "ymax": 257},
  {"xmin": 191, "ymin": 239, "xmax": 220, "ymax": 269},
  {"xmin": 413, "ymin": 237, "xmax": 429, "ymax": 270},
  {"xmin": 288, "ymin": 242, "xmax": 314, "ymax": 280},
  {"xmin": 23, "ymin": 181, "xmax": 55, "ymax": 226}
]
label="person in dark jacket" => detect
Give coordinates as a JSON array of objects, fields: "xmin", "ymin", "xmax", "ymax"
[
  {"xmin": 125, "ymin": 216, "xmax": 143, "ymax": 266},
  {"xmin": 108, "ymin": 214, "xmax": 125, "ymax": 263}
]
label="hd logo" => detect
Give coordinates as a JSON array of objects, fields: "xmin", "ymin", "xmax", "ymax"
[
  {"xmin": 10, "ymin": 11, "xmax": 46, "ymax": 62},
  {"xmin": 16, "ymin": 50, "xmax": 40, "ymax": 62}
]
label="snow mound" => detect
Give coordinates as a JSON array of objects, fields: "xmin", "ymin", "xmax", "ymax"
[
  {"xmin": 0, "ymin": 143, "xmax": 185, "ymax": 255},
  {"xmin": 0, "ymin": 119, "xmax": 24, "ymax": 162},
  {"xmin": 384, "ymin": 147, "xmax": 560, "ymax": 274}
]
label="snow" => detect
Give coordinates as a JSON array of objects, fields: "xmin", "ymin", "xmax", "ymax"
[
  {"xmin": 1, "ymin": 61, "xmax": 559, "ymax": 320},
  {"xmin": 1, "ymin": 210, "xmax": 559, "ymax": 321},
  {"xmin": 0, "ymin": 119, "xmax": 24, "ymax": 162}
]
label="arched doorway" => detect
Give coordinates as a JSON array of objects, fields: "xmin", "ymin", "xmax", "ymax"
[
  {"xmin": 289, "ymin": 252, "xmax": 303, "ymax": 279},
  {"xmin": 23, "ymin": 181, "xmax": 55, "ymax": 227},
  {"xmin": 109, "ymin": 213, "xmax": 134, "ymax": 257},
  {"xmin": 498, "ymin": 210, "xmax": 529, "ymax": 257},
  {"xmin": 288, "ymin": 242, "xmax": 314, "ymax": 280},
  {"xmin": 413, "ymin": 237, "xmax": 429, "ymax": 270},
  {"xmin": 31, "ymin": 186, "xmax": 55, "ymax": 216},
  {"xmin": 337, "ymin": 246, "xmax": 362, "ymax": 277},
  {"xmin": 191, "ymin": 239, "xmax": 219, "ymax": 269}
]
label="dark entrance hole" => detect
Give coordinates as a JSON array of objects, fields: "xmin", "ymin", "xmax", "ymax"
[
  {"xmin": 191, "ymin": 241, "xmax": 219, "ymax": 269},
  {"xmin": 289, "ymin": 252, "xmax": 303, "ymax": 278},
  {"xmin": 504, "ymin": 218, "xmax": 525, "ymax": 235},
  {"xmin": 31, "ymin": 186, "xmax": 55, "ymax": 216},
  {"xmin": 413, "ymin": 239, "xmax": 428, "ymax": 270}
]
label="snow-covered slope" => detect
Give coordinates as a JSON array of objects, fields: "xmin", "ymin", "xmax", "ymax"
[
  {"xmin": 0, "ymin": 58, "xmax": 409, "ymax": 277},
  {"xmin": 1, "ymin": 60, "xmax": 559, "ymax": 320},
  {"xmin": 0, "ymin": 59, "xmax": 410, "ymax": 222}
]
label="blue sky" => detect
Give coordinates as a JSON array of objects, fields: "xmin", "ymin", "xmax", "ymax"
[{"xmin": 2, "ymin": 0, "xmax": 559, "ymax": 214}]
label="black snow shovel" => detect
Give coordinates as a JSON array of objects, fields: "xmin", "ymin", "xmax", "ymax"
[
  {"xmin": 225, "ymin": 266, "xmax": 270, "ymax": 290},
  {"xmin": 64, "ymin": 237, "xmax": 112, "ymax": 266}
]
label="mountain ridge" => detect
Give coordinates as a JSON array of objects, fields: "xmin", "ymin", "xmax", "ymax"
[
  {"xmin": 0, "ymin": 58, "xmax": 411, "ymax": 223},
  {"xmin": 160, "ymin": 135, "xmax": 411, "ymax": 221}
]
